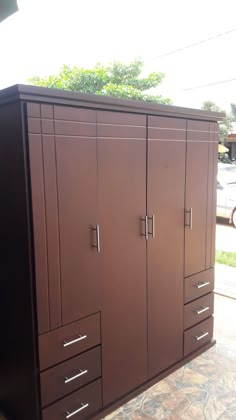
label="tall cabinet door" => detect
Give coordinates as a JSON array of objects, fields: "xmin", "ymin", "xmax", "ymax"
[
  {"xmin": 185, "ymin": 121, "xmax": 213, "ymax": 277},
  {"xmin": 147, "ymin": 116, "xmax": 185, "ymax": 377},
  {"xmin": 97, "ymin": 111, "xmax": 147, "ymax": 405},
  {"xmin": 53, "ymin": 106, "xmax": 100, "ymax": 325}
]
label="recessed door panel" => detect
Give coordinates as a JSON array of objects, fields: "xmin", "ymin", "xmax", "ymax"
[
  {"xmin": 147, "ymin": 116, "xmax": 185, "ymax": 377},
  {"xmin": 185, "ymin": 121, "xmax": 210, "ymax": 277},
  {"xmin": 98, "ymin": 111, "xmax": 147, "ymax": 405},
  {"xmin": 55, "ymin": 109, "xmax": 100, "ymax": 325}
]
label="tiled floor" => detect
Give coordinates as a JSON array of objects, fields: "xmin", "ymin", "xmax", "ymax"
[{"xmin": 104, "ymin": 295, "xmax": 236, "ymax": 420}]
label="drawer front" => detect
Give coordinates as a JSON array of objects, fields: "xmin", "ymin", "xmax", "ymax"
[
  {"xmin": 184, "ymin": 268, "xmax": 214, "ymax": 303},
  {"xmin": 39, "ymin": 313, "xmax": 100, "ymax": 370},
  {"xmin": 184, "ymin": 293, "xmax": 214, "ymax": 330},
  {"xmin": 184, "ymin": 316, "xmax": 213, "ymax": 356},
  {"xmin": 42, "ymin": 379, "xmax": 102, "ymax": 420},
  {"xmin": 41, "ymin": 347, "xmax": 101, "ymax": 407}
]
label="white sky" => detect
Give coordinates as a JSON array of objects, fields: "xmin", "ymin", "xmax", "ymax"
[{"xmin": 1, "ymin": 0, "xmax": 236, "ymax": 111}]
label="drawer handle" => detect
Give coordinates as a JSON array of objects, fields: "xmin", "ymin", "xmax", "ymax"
[
  {"xmin": 64, "ymin": 369, "xmax": 88, "ymax": 384},
  {"xmin": 195, "ymin": 331, "xmax": 209, "ymax": 341},
  {"xmin": 195, "ymin": 281, "xmax": 210, "ymax": 289},
  {"xmin": 65, "ymin": 402, "xmax": 89, "ymax": 418},
  {"xmin": 194, "ymin": 306, "xmax": 210, "ymax": 315},
  {"xmin": 63, "ymin": 334, "xmax": 87, "ymax": 347}
]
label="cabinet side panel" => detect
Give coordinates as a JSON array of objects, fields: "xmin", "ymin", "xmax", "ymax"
[{"xmin": 0, "ymin": 102, "xmax": 40, "ymax": 420}]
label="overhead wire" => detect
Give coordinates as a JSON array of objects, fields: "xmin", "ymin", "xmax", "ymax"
[
  {"xmin": 145, "ymin": 27, "xmax": 236, "ymax": 62},
  {"xmin": 183, "ymin": 78, "xmax": 236, "ymax": 91}
]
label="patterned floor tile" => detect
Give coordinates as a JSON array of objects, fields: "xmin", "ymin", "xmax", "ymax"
[{"xmin": 104, "ymin": 308, "xmax": 236, "ymax": 420}]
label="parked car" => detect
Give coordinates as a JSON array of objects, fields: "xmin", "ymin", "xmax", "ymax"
[{"xmin": 217, "ymin": 163, "xmax": 236, "ymax": 227}]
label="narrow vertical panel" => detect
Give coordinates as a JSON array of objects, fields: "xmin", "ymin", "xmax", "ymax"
[
  {"xmin": 28, "ymin": 133, "xmax": 49, "ymax": 334},
  {"xmin": 185, "ymin": 122, "xmax": 210, "ymax": 277},
  {"xmin": 211, "ymin": 124, "xmax": 218, "ymax": 267},
  {"xmin": 205, "ymin": 141, "xmax": 212, "ymax": 269},
  {"xmin": 42, "ymin": 134, "xmax": 62, "ymax": 330},
  {"xmin": 147, "ymin": 116, "xmax": 185, "ymax": 378},
  {"xmin": 98, "ymin": 111, "xmax": 147, "ymax": 405},
  {"xmin": 206, "ymin": 124, "xmax": 217, "ymax": 269}
]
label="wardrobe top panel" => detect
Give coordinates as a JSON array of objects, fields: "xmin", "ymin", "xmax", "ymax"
[{"xmin": 0, "ymin": 84, "xmax": 224, "ymax": 122}]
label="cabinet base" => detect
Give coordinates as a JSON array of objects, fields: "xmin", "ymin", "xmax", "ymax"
[{"xmin": 92, "ymin": 339, "xmax": 216, "ymax": 420}]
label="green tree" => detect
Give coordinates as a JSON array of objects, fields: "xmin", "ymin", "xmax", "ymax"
[
  {"xmin": 201, "ymin": 101, "xmax": 232, "ymax": 143},
  {"xmin": 29, "ymin": 59, "xmax": 171, "ymax": 104}
]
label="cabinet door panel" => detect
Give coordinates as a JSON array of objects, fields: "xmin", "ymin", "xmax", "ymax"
[
  {"xmin": 55, "ymin": 110, "xmax": 99, "ymax": 325},
  {"xmin": 98, "ymin": 111, "xmax": 147, "ymax": 405},
  {"xmin": 147, "ymin": 116, "xmax": 185, "ymax": 377},
  {"xmin": 185, "ymin": 122, "xmax": 210, "ymax": 277}
]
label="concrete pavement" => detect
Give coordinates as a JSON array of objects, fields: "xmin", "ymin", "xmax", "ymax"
[{"xmin": 215, "ymin": 263, "xmax": 236, "ymax": 299}]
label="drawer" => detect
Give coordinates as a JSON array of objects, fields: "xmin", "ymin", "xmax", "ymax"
[
  {"xmin": 41, "ymin": 346, "xmax": 101, "ymax": 407},
  {"xmin": 42, "ymin": 379, "xmax": 102, "ymax": 420},
  {"xmin": 184, "ymin": 268, "xmax": 214, "ymax": 303},
  {"xmin": 184, "ymin": 316, "xmax": 213, "ymax": 356},
  {"xmin": 39, "ymin": 313, "xmax": 100, "ymax": 370},
  {"xmin": 184, "ymin": 293, "xmax": 214, "ymax": 330}
]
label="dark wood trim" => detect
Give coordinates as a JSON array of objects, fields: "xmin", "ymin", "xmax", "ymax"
[
  {"xmin": 92, "ymin": 340, "xmax": 216, "ymax": 420},
  {"xmin": 0, "ymin": 102, "xmax": 40, "ymax": 420},
  {"xmin": 0, "ymin": 84, "xmax": 224, "ymax": 122}
]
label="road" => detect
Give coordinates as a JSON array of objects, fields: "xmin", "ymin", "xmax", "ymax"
[{"xmin": 215, "ymin": 217, "xmax": 236, "ymax": 253}]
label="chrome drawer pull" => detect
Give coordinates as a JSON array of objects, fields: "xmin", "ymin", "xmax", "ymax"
[
  {"xmin": 195, "ymin": 331, "xmax": 209, "ymax": 341},
  {"xmin": 195, "ymin": 281, "xmax": 210, "ymax": 289},
  {"xmin": 65, "ymin": 402, "xmax": 89, "ymax": 418},
  {"xmin": 195, "ymin": 306, "xmax": 210, "ymax": 315},
  {"xmin": 63, "ymin": 334, "xmax": 87, "ymax": 348},
  {"xmin": 64, "ymin": 369, "xmax": 88, "ymax": 384}
]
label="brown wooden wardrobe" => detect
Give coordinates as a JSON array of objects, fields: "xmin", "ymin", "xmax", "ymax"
[{"xmin": 0, "ymin": 85, "xmax": 223, "ymax": 420}]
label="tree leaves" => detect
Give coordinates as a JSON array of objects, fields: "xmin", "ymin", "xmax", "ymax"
[
  {"xmin": 29, "ymin": 59, "xmax": 171, "ymax": 104},
  {"xmin": 201, "ymin": 100, "xmax": 232, "ymax": 143}
]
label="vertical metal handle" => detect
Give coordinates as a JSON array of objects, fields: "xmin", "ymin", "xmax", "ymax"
[
  {"xmin": 141, "ymin": 216, "xmax": 148, "ymax": 240},
  {"xmin": 185, "ymin": 208, "xmax": 193, "ymax": 229},
  {"xmin": 145, "ymin": 216, "xmax": 148, "ymax": 240},
  {"xmin": 92, "ymin": 225, "xmax": 100, "ymax": 252},
  {"xmin": 148, "ymin": 214, "xmax": 155, "ymax": 239},
  {"xmin": 189, "ymin": 208, "xmax": 193, "ymax": 230}
]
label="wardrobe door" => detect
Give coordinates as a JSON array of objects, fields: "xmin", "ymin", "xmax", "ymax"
[
  {"xmin": 54, "ymin": 106, "xmax": 100, "ymax": 325},
  {"xmin": 147, "ymin": 116, "xmax": 185, "ymax": 377},
  {"xmin": 185, "ymin": 121, "xmax": 211, "ymax": 277},
  {"xmin": 97, "ymin": 111, "xmax": 147, "ymax": 405}
]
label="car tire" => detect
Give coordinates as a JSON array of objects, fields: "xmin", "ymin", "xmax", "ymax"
[{"xmin": 232, "ymin": 209, "xmax": 236, "ymax": 228}]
